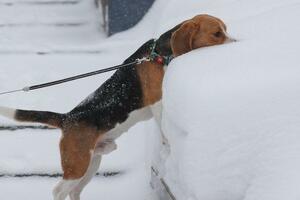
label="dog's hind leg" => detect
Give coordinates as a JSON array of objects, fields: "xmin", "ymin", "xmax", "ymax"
[
  {"xmin": 68, "ymin": 140, "xmax": 116, "ymax": 200},
  {"xmin": 69, "ymin": 154, "xmax": 102, "ymax": 200},
  {"xmin": 53, "ymin": 179, "xmax": 81, "ymax": 200},
  {"xmin": 53, "ymin": 149, "xmax": 91, "ymax": 200},
  {"xmin": 54, "ymin": 127, "xmax": 101, "ymax": 200},
  {"xmin": 69, "ymin": 140, "xmax": 118, "ymax": 200}
]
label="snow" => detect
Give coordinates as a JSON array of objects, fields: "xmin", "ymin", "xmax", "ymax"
[
  {"xmin": 0, "ymin": 0, "xmax": 104, "ymax": 51},
  {"xmin": 0, "ymin": 169, "xmax": 153, "ymax": 200},
  {"xmin": 158, "ymin": 0, "xmax": 300, "ymax": 200},
  {"xmin": 1, "ymin": 0, "xmax": 300, "ymax": 199},
  {"xmin": 0, "ymin": 121, "xmax": 156, "ymax": 200}
]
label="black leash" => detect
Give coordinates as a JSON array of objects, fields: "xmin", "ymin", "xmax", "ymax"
[
  {"xmin": 0, "ymin": 57, "xmax": 150, "ymax": 96},
  {"xmin": 0, "ymin": 39, "xmax": 175, "ymax": 96}
]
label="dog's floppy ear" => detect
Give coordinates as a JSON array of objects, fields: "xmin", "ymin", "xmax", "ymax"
[{"xmin": 171, "ymin": 20, "xmax": 197, "ymax": 57}]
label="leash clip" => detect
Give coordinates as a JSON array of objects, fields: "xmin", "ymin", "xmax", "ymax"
[
  {"xmin": 22, "ymin": 86, "xmax": 30, "ymax": 92},
  {"xmin": 136, "ymin": 57, "xmax": 151, "ymax": 64}
]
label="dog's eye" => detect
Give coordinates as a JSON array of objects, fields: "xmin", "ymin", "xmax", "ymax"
[{"xmin": 214, "ymin": 31, "xmax": 222, "ymax": 38}]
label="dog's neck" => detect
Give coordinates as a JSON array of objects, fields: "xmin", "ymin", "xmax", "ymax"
[
  {"xmin": 154, "ymin": 38, "xmax": 173, "ymax": 58},
  {"xmin": 124, "ymin": 24, "xmax": 181, "ymax": 66},
  {"xmin": 154, "ymin": 23, "xmax": 182, "ymax": 58}
]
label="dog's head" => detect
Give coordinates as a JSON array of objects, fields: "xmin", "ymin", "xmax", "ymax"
[{"xmin": 170, "ymin": 14, "xmax": 234, "ymax": 57}]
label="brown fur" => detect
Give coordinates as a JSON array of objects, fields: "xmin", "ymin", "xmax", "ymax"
[
  {"xmin": 136, "ymin": 61, "xmax": 165, "ymax": 107},
  {"xmin": 60, "ymin": 123, "xmax": 104, "ymax": 179},
  {"xmin": 171, "ymin": 14, "xmax": 228, "ymax": 56},
  {"xmin": 138, "ymin": 14, "xmax": 230, "ymax": 108}
]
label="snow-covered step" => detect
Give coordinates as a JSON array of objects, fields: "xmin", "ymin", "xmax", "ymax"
[
  {"xmin": 0, "ymin": 0, "xmax": 103, "ymax": 50},
  {"xmin": 0, "ymin": 128, "xmax": 61, "ymax": 174},
  {"xmin": 0, "ymin": 125, "xmax": 154, "ymax": 199},
  {"xmin": 0, "ymin": 171, "xmax": 155, "ymax": 200},
  {"xmin": 0, "ymin": 0, "xmax": 81, "ymax": 6},
  {"xmin": 0, "ymin": 3, "xmax": 95, "ymax": 24},
  {"xmin": 1, "ymin": 0, "xmax": 80, "ymax": 3},
  {"xmin": 0, "ymin": 23, "xmax": 104, "ymax": 51},
  {"xmin": 0, "ymin": 118, "xmax": 148, "ymax": 174},
  {"xmin": 0, "ymin": 48, "xmax": 102, "ymax": 55},
  {"xmin": 0, "ymin": 124, "xmax": 53, "ymax": 131},
  {"xmin": 0, "ymin": 22, "xmax": 86, "ymax": 27}
]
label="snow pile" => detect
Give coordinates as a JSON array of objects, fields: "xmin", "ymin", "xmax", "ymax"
[{"xmin": 155, "ymin": 0, "xmax": 300, "ymax": 200}]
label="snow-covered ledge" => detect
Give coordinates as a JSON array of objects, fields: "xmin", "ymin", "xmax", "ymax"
[{"xmin": 149, "ymin": 1, "xmax": 300, "ymax": 199}]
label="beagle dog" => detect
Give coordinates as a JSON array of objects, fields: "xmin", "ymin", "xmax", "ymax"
[{"xmin": 0, "ymin": 14, "xmax": 234, "ymax": 200}]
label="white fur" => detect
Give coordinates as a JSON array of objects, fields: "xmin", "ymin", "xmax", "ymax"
[
  {"xmin": 150, "ymin": 100, "xmax": 170, "ymax": 145},
  {"xmin": 103, "ymin": 106, "xmax": 153, "ymax": 141},
  {"xmin": 94, "ymin": 140, "xmax": 117, "ymax": 155},
  {"xmin": 68, "ymin": 144, "xmax": 118, "ymax": 200},
  {"xmin": 53, "ymin": 179, "xmax": 80, "ymax": 200},
  {"xmin": 0, "ymin": 106, "xmax": 16, "ymax": 120},
  {"xmin": 219, "ymin": 25, "xmax": 237, "ymax": 43},
  {"xmin": 93, "ymin": 107, "xmax": 152, "ymax": 158},
  {"xmin": 54, "ymin": 154, "xmax": 103, "ymax": 200},
  {"xmin": 150, "ymin": 101, "xmax": 163, "ymax": 127}
]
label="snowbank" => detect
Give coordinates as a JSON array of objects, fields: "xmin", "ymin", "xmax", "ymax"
[{"xmin": 157, "ymin": 0, "xmax": 300, "ymax": 200}]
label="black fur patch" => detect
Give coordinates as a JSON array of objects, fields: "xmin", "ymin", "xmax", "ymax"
[
  {"xmin": 65, "ymin": 24, "xmax": 182, "ymax": 131},
  {"xmin": 67, "ymin": 40, "xmax": 155, "ymax": 130},
  {"xmin": 15, "ymin": 109, "xmax": 64, "ymax": 127},
  {"xmin": 13, "ymin": 24, "xmax": 181, "ymax": 131}
]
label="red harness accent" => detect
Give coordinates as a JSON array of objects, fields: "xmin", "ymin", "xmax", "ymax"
[
  {"xmin": 155, "ymin": 56, "xmax": 165, "ymax": 65},
  {"xmin": 149, "ymin": 39, "xmax": 174, "ymax": 66}
]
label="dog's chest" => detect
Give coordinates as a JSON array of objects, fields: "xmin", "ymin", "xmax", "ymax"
[{"xmin": 136, "ymin": 62, "xmax": 165, "ymax": 107}]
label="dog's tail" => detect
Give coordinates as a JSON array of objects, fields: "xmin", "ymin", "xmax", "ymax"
[{"xmin": 0, "ymin": 106, "xmax": 65, "ymax": 128}]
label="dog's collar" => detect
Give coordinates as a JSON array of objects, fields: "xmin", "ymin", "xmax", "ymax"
[{"xmin": 149, "ymin": 39, "xmax": 174, "ymax": 66}]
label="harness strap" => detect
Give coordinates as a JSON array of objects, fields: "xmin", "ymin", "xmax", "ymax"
[{"xmin": 149, "ymin": 40, "xmax": 174, "ymax": 65}]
